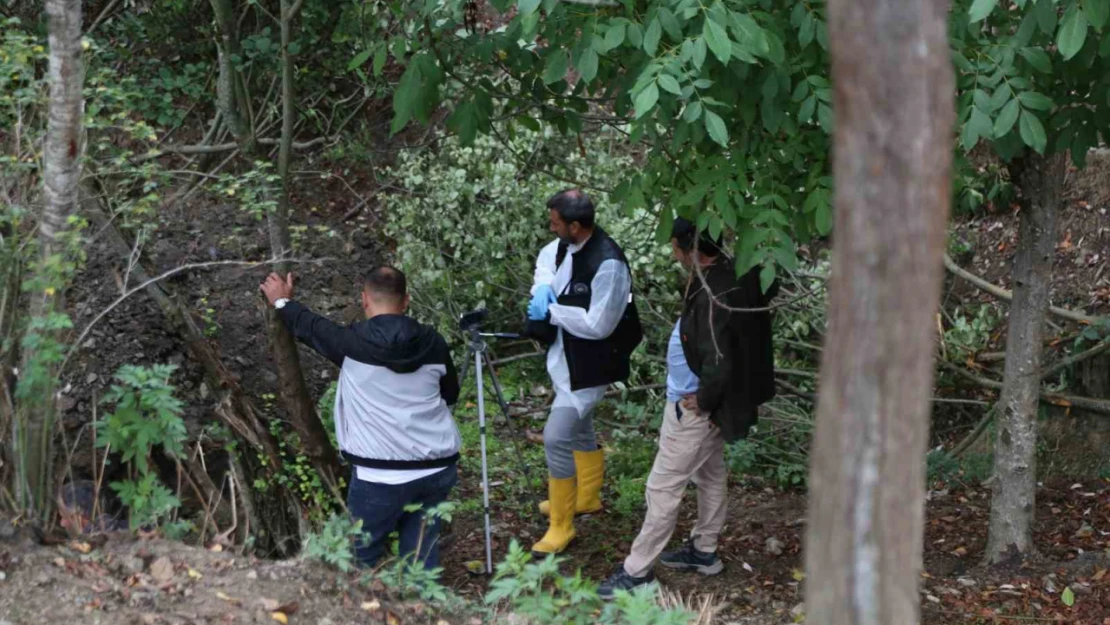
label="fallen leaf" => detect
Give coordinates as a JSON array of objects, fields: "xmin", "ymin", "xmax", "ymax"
[
  {"xmin": 954, "ymin": 546, "xmax": 968, "ymax": 556},
  {"xmin": 187, "ymin": 568, "xmax": 203, "ymax": 580},
  {"xmin": 1062, "ymin": 586, "xmax": 1075, "ymax": 607},
  {"xmin": 464, "ymin": 560, "xmax": 486, "ymax": 575},
  {"xmin": 53, "ymin": 557, "xmax": 65, "ymax": 567},
  {"xmin": 150, "ymin": 557, "xmax": 174, "ymax": 583},
  {"xmin": 217, "ymin": 591, "xmax": 232, "ymax": 601},
  {"xmin": 276, "ymin": 601, "xmax": 299, "ymax": 615},
  {"xmin": 208, "ymin": 543, "xmax": 224, "ymax": 553},
  {"xmin": 1093, "ymin": 568, "xmax": 1106, "ymax": 581},
  {"xmin": 791, "ymin": 569, "xmax": 805, "ymax": 582},
  {"xmin": 270, "ymin": 612, "xmax": 287, "ymax": 625},
  {"xmin": 742, "ymin": 562, "xmax": 754, "ymax": 573},
  {"xmin": 361, "ymin": 600, "xmax": 381, "ymax": 612},
  {"xmin": 386, "ymin": 611, "xmax": 401, "ymax": 625},
  {"xmin": 69, "ymin": 541, "xmax": 92, "ymax": 554}
]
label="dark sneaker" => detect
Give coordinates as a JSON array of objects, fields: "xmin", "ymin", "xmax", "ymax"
[
  {"xmin": 598, "ymin": 565, "xmax": 656, "ymax": 601},
  {"xmin": 659, "ymin": 542, "xmax": 724, "ymax": 575}
]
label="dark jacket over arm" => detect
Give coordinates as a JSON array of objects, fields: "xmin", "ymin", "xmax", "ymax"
[
  {"xmin": 277, "ymin": 300, "xmax": 352, "ymax": 366},
  {"xmin": 680, "ymin": 260, "xmax": 776, "ymax": 442}
]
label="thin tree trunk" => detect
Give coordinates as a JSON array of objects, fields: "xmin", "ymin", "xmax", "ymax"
[
  {"xmin": 18, "ymin": 0, "xmax": 84, "ymax": 522},
  {"xmin": 208, "ymin": 0, "xmax": 342, "ymax": 486},
  {"xmin": 985, "ymin": 152, "xmax": 1065, "ymax": 564},
  {"xmin": 805, "ymin": 0, "xmax": 953, "ymax": 624},
  {"xmin": 265, "ymin": 0, "xmax": 342, "ymax": 484}
]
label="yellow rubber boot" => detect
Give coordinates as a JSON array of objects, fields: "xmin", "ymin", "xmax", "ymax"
[
  {"xmin": 531, "ymin": 476, "xmax": 577, "ymax": 557},
  {"xmin": 572, "ymin": 449, "xmax": 604, "ymax": 514},
  {"xmin": 538, "ymin": 449, "xmax": 605, "ymax": 516}
]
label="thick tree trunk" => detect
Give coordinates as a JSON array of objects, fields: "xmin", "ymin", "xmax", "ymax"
[
  {"xmin": 18, "ymin": 0, "xmax": 84, "ymax": 522},
  {"xmin": 985, "ymin": 152, "xmax": 1065, "ymax": 564},
  {"xmin": 805, "ymin": 0, "xmax": 953, "ymax": 623}
]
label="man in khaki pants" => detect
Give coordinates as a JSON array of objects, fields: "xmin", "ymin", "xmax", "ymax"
[{"xmin": 599, "ymin": 218, "xmax": 777, "ymax": 599}]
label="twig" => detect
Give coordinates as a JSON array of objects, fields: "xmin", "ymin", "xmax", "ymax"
[
  {"xmin": 948, "ymin": 403, "xmax": 999, "ymax": 458},
  {"xmin": 939, "ymin": 360, "xmax": 1110, "ymax": 414},
  {"xmin": 60, "ymin": 256, "xmax": 333, "ymax": 373},
  {"xmin": 85, "ymin": 0, "xmax": 123, "ymax": 36},
  {"xmin": 943, "ymin": 254, "xmax": 1103, "ymax": 325},
  {"xmin": 1040, "ymin": 336, "xmax": 1110, "ymax": 380},
  {"xmin": 490, "ymin": 351, "xmax": 544, "ymax": 366}
]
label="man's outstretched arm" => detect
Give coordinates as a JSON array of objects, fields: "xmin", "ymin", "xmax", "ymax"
[{"xmin": 260, "ymin": 272, "xmax": 351, "ymax": 367}]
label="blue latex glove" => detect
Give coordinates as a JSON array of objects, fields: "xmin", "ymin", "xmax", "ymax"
[{"xmin": 527, "ymin": 285, "xmax": 557, "ymax": 320}]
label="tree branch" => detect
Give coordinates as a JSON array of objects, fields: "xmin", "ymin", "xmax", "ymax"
[{"xmin": 943, "ymin": 254, "xmax": 1103, "ymax": 325}]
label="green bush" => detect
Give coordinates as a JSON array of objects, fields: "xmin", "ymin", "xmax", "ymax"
[
  {"xmin": 97, "ymin": 364, "xmax": 187, "ymax": 530},
  {"xmin": 379, "ymin": 129, "xmax": 681, "ymax": 379}
]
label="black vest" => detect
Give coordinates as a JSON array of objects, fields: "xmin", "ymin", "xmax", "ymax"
[{"xmin": 523, "ymin": 228, "xmax": 643, "ymax": 390}]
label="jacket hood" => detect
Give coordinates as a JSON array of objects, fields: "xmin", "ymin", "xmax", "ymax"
[{"xmin": 352, "ymin": 314, "xmax": 440, "ymax": 374}]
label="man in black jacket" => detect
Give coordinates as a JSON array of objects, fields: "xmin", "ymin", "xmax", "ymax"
[
  {"xmin": 599, "ymin": 218, "xmax": 776, "ymax": 598},
  {"xmin": 259, "ymin": 266, "xmax": 461, "ymax": 570}
]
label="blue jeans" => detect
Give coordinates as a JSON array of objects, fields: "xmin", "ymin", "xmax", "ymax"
[{"xmin": 347, "ymin": 464, "xmax": 458, "ymax": 570}]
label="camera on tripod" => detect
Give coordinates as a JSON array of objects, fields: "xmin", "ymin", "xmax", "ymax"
[{"xmin": 459, "ymin": 308, "xmax": 488, "ymax": 332}]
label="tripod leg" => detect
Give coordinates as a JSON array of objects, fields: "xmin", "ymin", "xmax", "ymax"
[
  {"xmin": 481, "ymin": 350, "xmax": 541, "ymax": 506},
  {"xmin": 474, "ymin": 349, "xmax": 494, "ymax": 575}
]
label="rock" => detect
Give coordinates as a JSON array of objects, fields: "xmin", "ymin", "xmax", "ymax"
[
  {"xmin": 790, "ymin": 602, "xmax": 805, "ymax": 618},
  {"xmin": 199, "ymin": 383, "xmax": 209, "ymax": 399},
  {"xmin": 317, "ymin": 619, "xmax": 335, "ymax": 625},
  {"xmin": 1075, "ymin": 524, "xmax": 1094, "ymax": 539},
  {"xmin": 0, "ymin": 571, "xmax": 6, "ymax": 581},
  {"xmin": 82, "ymin": 338, "xmax": 96, "ymax": 349},
  {"xmin": 764, "ymin": 537, "xmax": 785, "ymax": 556},
  {"xmin": 86, "ymin": 373, "xmax": 99, "ymax": 384},
  {"xmin": 246, "ymin": 570, "xmax": 258, "ymax": 580},
  {"xmin": 957, "ymin": 578, "xmax": 977, "ymax": 588},
  {"xmin": 0, "ymin": 519, "xmax": 15, "ymax": 540},
  {"xmin": 149, "ymin": 556, "xmax": 174, "ymax": 583},
  {"xmin": 1042, "ymin": 576, "xmax": 1058, "ymax": 594}
]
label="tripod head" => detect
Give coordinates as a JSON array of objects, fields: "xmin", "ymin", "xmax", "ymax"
[{"xmin": 458, "ymin": 308, "xmax": 521, "ymax": 343}]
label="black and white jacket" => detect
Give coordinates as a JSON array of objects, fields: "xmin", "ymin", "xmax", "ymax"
[{"xmin": 278, "ymin": 302, "xmax": 461, "ymax": 470}]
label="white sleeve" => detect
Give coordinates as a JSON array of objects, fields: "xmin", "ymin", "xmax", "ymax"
[
  {"xmin": 548, "ymin": 259, "xmax": 631, "ymax": 340},
  {"xmin": 531, "ymin": 239, "xmax": 560, "ymax": 295}
]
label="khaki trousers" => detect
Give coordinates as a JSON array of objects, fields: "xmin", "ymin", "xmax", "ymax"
[{"xmin": 623, "ymin": 401, "xmax": 728, "ymax": 578}]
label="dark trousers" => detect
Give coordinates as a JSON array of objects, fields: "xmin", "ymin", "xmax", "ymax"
[{"xmin": 347, "ymin": 464, "xmax": 458, "ymax": 570}]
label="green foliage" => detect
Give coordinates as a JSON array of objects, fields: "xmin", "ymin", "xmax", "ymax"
[
  {"xmin": 97, "ymin": 364, "xmax": 187, "ymax": 530},
  {"xmin": 391, "ymin": 0, "xmax": 836, "ymax": 287},
  {"xmin": 98, "ymin": 364, "xmax": 187, "ymax": 474},
  {"xmin": 944, "ymin": 304, "xmax": 1001, "ymax": 363},
  {"xmin": 213, "ymin": 162, "xmax": 281, "ymax": 221},
  {"xmin": 927, "ymin": 450, "xmax": 994, "ymax": 484},
  {"xmin": 953, "ymin": 0, "xmax": 1110, "ymax": 165},
  {"xmin": 485, "ymin": 541, "xmax": 691, "ymax": 624},
  {"xmin": 304, "ymin": 513, "xmax": 364, "ymax": 573},
  {"xmin": 263, "ymin": 420, "xmax": 338, "ymax": 523},
  {"xmin": 380, "ymin": 129, "xmax": 681, "ymax": 367}
]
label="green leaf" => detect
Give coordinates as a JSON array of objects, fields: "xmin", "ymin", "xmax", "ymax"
[
  {"xmin": 969, "ymin": 0, "xmax": 999, "ymax": 22},
  {"xmin": 817, "ymin": 103, "xmax": 833, "ymax": 133},
  {"xmin": 1087, "ymin": 0, "xmax": 1108, "ymax": 29},
  {"xmin": 1058, "ymin": 4, "xmax": 1089, "ymax": 61},
  {"xmin": 372, "ymin": 47, "xmax": 388, "ymax": 77},
  {"xmin": 760, "ymin": 263, "xmax": 777, "ymax": 293},
  {"xmin": 347, "ymin": 48, "xmax": 373, "ymax": 71},
  {"xmin": 993, "ymin": 98, "xmax": 1021, "ymax": 137},
  {"xmin": 815, "ymin": 203, "xmax": 832, "ymax": 235},
  {"xmin": 1061, "ymin": 586, "xmax": 1075, "ymax": 607},
  {"xmin": 658, "ymin": 8, "xmax": 683, "ymax": 41},
  {"xmin": 634, "ymin": 83, "xmax": 659, "ymax": 119},
  {"xmin": 644, "ymin": 19, "xmax": 662, "ymax": 56},
  {"xmin": 577, "ymin": 48, "xmax": 598, "ymax": 83},
  {"xmin": 989, "ymin": 86, "xmax": 1011, "ymax": 111},
  {"xmin": 658, "ymin": 74, "xmax": 682, "ymax": 95},
  {"xmin": 604, "ymin": 23, "xmax": 626, "ymax": 50},
  {"xmin": 543, "ymin": 51, "xmax": 568, "ymax": 85},
  {"xmin": 692, "ymin": 37, "xmax": 708, "ymax": 68},
  {"xmin": 518, "ymin": 0, "xmax": 541, "ymax": 16},
  {"xmin": 1019, "ymin": 47, "xmax": 1052, "ymax": 73},
  {"xmin": 683, "ymin": 100, "xmax": 703, "ymax": 122},
  {"xmin": 1019, "ymin": 110, "xmax": 1047, "ymax": 153},
  {"xmin": 963, "ymin": 107, "xmax": 993, "ymax": 150},
  {"xmin": 704, "ymin": 18, "xmax": 732, "ymax": 64},
  {"xmin": 287, "ymin": 42, "xmax": 301, "ymax": 56},
  {"xmin": 799, "ymin": 95, "xmax": 816, "ymax": 122},
  {"xmin": 1018, "ymin": 91, "xmax": 1054, "ymax": 110},
  {"xmin": 1035, "ymin": 0, "xmax": 1058, "ymax": 34},
  {"xmin": 704, "ymin": 109, "xmax": 729, "ymax": 147},
  {"xmin": 731, "ymin": 13, "xmax": 769, "ymax": 56},
  {"xmin": 627, "ymin": 23, "xmax": 643, "ymax": 48}
]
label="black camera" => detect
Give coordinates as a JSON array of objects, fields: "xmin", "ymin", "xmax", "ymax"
[{"xmin": 459, "ymin": 308, "xmax": 488, "ymax": 331}]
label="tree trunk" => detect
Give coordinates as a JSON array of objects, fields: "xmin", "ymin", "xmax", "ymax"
[
  {"xmin": 267, "ymin": 0, "xmax": 342, "ymax": 485},
  {"xmin": 17, "ymin": 0, "xmax": 84, "ymax": 522},
  {"xmin": 805, "ymin": 0, "xmax": 953, "ymax": 623},
  {"xmin": 207, "ymin": 0, "xmax": 342, "ymax": 487},
  {"xmin": 985, "ymin": 152, "xmax": 1065, "ymax": 565}
]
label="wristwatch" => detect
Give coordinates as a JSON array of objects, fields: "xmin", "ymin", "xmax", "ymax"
[{"xmin": 274, "ymin": 298, "xmax": 289, "ymax": 309}]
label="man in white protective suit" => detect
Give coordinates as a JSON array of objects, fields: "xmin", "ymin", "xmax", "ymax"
[{"xmin": 522, "ymin": 188, "xmax": 642, "ymax": 558}]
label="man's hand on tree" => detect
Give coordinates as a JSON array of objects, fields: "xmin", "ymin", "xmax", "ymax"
[{"xmin": 260, "ymin": 272, "xmax": 294, "ymax": 304}]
